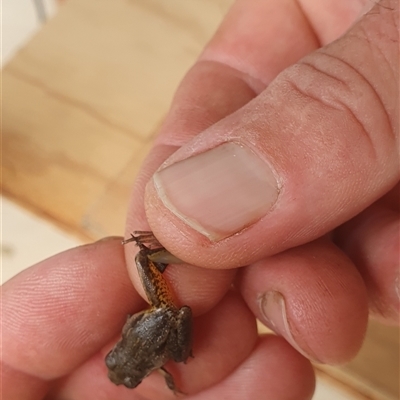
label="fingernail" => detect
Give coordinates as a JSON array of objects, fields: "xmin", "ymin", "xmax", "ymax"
[
  {"xmin": 260, "ymin": 291, "xmax": 316, "ymax": 360},
  {"xmin": 153, "ymin": 142, "xmax": 279, "ymax": 240}
]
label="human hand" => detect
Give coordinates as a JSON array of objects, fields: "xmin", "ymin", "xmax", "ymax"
[
  {"xmin": 123, "ymin": 0, "xmax": 398, "ymax": 397},
  {"xmin": 2, "ymin": 238, "xmax": 312, "ymax": 400},
  {"xmin": 3, "ymin": 0, "xmax": 398, "ymax": 399}
]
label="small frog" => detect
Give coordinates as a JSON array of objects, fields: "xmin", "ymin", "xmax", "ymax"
[{"xmin": 105, "ymin": 231, "xmax": 193, "ymax": 393}]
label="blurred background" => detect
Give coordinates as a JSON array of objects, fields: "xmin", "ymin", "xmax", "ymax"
[{"xmin": 1, "ymin": 1, "xmax": 399, "ymax": 399}]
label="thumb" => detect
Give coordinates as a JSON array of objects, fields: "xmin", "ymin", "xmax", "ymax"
[{"xmin": 144, "ymin": 1, "xmax": 398, "ymax": 268}]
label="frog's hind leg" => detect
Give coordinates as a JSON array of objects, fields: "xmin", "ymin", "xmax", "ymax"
[
  {"xmin": 159, "ymin": 367, "xmax": 184, "ymax": 395},
  {"xmin": 124, "ymin": 231, "xmax": 184, "ymax": 268},
  {"xmin": 153, "ymin": 261, "xmax": 168, "ymax": 273},
  {"xmin": 147, "ymin": 249, "xmax": 184, "ymax": 267}
]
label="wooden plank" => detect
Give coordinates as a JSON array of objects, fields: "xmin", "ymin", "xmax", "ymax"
[
  {"xmin": 5, "ymin": 0, "xmax": 235, "ymax": 141},
  {"xmin": 330, "ymin": 320, "xmax": 399, "ymax": 400},
  {"xmin": 3, "ymin": 71, "xmax": 143, "ymax": 231},
  {"xmin": 258, "ymin": 320, "xmax": 399, "ymax": 400},
  {"xmin": 81, "ymin": 141, "xmax": 155, "ymax": 237},
  {"xmin": 2, "ymin": 0, "xmax": 234, "ymax": 234}
]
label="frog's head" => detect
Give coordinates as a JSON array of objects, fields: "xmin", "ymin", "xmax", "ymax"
[{"xmin": 105, "ymin": 345, "xmax": 144, "ymax": 388}]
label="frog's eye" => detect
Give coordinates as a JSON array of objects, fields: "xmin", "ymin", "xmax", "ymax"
[{"xmin": 105, "ymin": 352, "xmax": 117, "ymax": 369}]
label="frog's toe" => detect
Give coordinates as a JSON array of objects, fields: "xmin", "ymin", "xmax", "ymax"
[{"xmin": 159, "ymin": 367, "xmax": 185, "ymax": 395}]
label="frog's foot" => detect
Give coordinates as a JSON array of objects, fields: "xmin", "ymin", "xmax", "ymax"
[
  {"xmin": 122, "ymin": 231, "xmax": 162, "ymax": 250},
  {"xmin": 135, "ymin": 231, "xmax": 163, "ymax": 248},
  {"xmin": 124, "ymin": 231, "xmax": 184, "ymax": 268},
  {"xmin": 184, "ymin": 350, "xmax": 194, "ymax": 363},
  {"xmin": 159, "ymin": 367, "xmax": 186, "ymax": 396},
  {"xmin": 122, "ymin": 231, "xmax": 160, "ymax": 248}
]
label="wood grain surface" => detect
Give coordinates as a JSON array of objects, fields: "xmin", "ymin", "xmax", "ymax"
[{"xmin": 2, "ymin": 0, "xmax": 398, "ymax": 398}]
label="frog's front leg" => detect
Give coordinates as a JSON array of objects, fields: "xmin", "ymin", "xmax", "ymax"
[
  {"xmin": 159, "ymin": 367, "xmax": 182, "ymax": 394},
  {"xmin": 169, "ymin": 306, "xmax": 193, "ymax": 363}
]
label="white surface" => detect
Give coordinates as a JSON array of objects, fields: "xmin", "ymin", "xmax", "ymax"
[
  {"xmin": 314, "ymin": 376, "xmax": 355, "ymax": 400},
  {"xmin": 2, "ymin": 0, "xmax": 58, "ymax": 66},
  {"xmin": 1, "ymin": 196, "xmax": 81, "ymax": 283}
]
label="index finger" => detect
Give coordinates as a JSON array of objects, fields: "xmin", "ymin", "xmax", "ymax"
[{"xmin": 1, "ymin": 238, "xmax": 141, "ymax": 400}]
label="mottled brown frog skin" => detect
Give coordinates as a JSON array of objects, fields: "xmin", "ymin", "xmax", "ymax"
[{"xmin": 105, "ymin": 232, "xmax": 193, "ymax": 392}]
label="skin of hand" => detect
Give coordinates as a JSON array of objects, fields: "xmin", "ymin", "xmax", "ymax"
[{"xmin": 2, "ymin": 1, "xmax": 398, "ymax": 399}]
